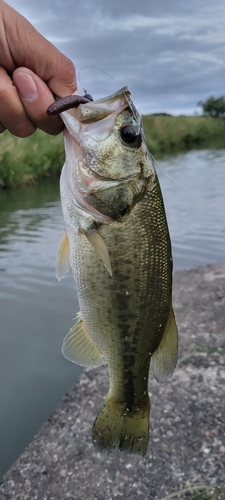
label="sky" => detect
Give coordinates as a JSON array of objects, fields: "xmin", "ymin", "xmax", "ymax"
[{"xmin": 7, "ymin": 0, "xmax": 225, "ymax": 115}]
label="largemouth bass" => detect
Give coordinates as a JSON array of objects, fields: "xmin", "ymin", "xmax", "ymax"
[{"xmin": 56, "ymin": 87, "xmax": 178, "ymax": 455}]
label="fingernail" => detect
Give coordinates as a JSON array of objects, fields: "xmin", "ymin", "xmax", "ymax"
[{"xmin": 14, "ymin": 72, "xmax": 38, "ymax": 102}]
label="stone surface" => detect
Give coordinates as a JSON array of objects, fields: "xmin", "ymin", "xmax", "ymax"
[{"xmin": 0, "ymin": 263, "xmax": 224, "ymax": 500}]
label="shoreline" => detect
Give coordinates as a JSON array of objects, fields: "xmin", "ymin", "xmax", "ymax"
[
  {"xmin": 0, "ymin": 115, "xmax": 225, "ymax": 188},
  {"xmin": 0, "ymin": 262, "xmax": 224, "ymax": 499}
]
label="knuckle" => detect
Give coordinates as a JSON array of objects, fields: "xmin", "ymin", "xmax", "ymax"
[
  {"xmin": 0, "ymin": 85, "xmax": 13, "ymax": 100},
  {"xmin": 49, "ymin": 55, "xmax": 76, "ymax": 94},
  {"xmin": 11, "ymin": 121, "xmax": 36, "ymax": 138}
]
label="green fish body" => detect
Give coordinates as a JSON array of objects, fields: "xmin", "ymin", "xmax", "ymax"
[{"xmin": 57, "ymin": 87, "xmax": 178, "ymax": 455}]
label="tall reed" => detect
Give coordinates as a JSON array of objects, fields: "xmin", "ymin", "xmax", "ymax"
[
  {"xmin": 0, "ymin": 130, "xmax": 64, "ymax": 188},
  {"xmin": 143, "ymin": 115, "xmax": 225, "ymax": 155}
]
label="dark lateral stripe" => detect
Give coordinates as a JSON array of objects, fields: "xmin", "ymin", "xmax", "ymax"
[{"xmin": 122, "ymin": 356, "xmax": 136, "ymax": 409}]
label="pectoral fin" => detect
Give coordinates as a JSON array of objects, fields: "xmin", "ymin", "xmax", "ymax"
[
  {"xmin": 81, "ymin": 228, "xmax": 112, "ymax": 276},
  {"xmin": 56, "ymin": 231, "xmax": 71, "ymax": 281},
  {"xmin": 62, "ymin": 312, "xmax": 104, "ymax": 367},
  {"xmin": 151, "ymin": 306, "xmax": 178, "ymax": 382}
]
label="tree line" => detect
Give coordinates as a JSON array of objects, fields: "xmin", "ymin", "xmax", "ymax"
[{"xmin": 198, "ymin": 96, "xmax": 225, "ymax": 118}]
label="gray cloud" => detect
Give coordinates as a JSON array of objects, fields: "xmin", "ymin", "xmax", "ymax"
[{"xmin": 7, "ymin": 0, "xmax": 225, "ymax": 114}]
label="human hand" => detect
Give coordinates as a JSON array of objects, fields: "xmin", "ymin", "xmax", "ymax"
[{"xmin": 0, "ymin": 0, "xmax": 77, "ymax": 137}]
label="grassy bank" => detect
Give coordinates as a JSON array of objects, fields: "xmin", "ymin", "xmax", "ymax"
[
  {"xmin": 0, "ymin": 130, "xmax": 64, "ymax": 188},
  {"xmin": 143, "ymin": 114, "xmax": 225, "ymax": 154},
  {"xmin": 0, "ymin": 115, "xmax": 225, "ymax": 188}
]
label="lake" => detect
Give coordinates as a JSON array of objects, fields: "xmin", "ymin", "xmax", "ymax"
[{"xmin": 0, "ymin": 148, "xmax": 224, "ymax": 479}]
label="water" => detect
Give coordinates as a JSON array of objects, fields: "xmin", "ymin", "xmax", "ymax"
[
  {"xmin": 0, "ymin": 149, "xmax": 224, "ymax": 479},
  {"xmin": 157, "ymin": 149, "xmax": 224, "ymax": 269},
  {"xmin": 0, "ymin": 181, "xmax": 82, "ymax": 479}
]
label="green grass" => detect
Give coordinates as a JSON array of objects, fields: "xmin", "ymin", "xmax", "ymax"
[
  {"xmin": 161, "ymin": 481, "xmax": 225, "ymax": 500},
  {"xmin": 143, "ymin": 115, "xmax": 225, "ymax": 155},
  {"xmin": 0, "ymin": 129, "xmax": 64, "ymax": 188},
  {"xmin": 0, "ymin": 115, "xmax": 225, "ymax": 188}
]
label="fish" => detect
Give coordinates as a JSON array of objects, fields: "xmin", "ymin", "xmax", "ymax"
[{"xmin": 55, "ymin": 86, "xmax": 178, "ymax": 455}]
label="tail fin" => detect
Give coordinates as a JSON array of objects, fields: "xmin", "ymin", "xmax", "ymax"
[{"xmin": 92, "ymin": 393, "xmax": 150, "ymax": 455}]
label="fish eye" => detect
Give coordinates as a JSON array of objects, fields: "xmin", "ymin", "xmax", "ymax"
[
  {"xmin": 120, "ymin": 124, "xmax": 141, "ymax": 148},
  {"xmin": 120, "ymin": 125, "xmax": 137, "ymax": 143}
]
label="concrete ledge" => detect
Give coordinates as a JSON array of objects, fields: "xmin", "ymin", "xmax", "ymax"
[{"xmin": 0, "ymin": 263, "xmax": 224, "ymax": 500}]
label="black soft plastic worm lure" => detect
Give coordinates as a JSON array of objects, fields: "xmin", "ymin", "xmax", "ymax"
[{"xmin": 47, "ymin": 93, "xmax": 93, "ymax": 116}]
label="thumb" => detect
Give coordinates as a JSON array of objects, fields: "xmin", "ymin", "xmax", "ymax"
[{"xmin": 13, "ymin": 67, "xmax": 67, "ymax": 135}]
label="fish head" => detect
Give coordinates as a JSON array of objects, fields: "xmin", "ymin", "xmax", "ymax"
[{"xmin": 60, "ymin": 87, "xmax": 155, "ymax": 222}]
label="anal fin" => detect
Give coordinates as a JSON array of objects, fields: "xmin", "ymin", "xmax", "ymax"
[
  {"xmin": 62, "ymin": 312, "xmax": 104, "ymax": 367},
  {"xmin": 151, "ymin": 306, "xmax": 178, "ymax": 382}
]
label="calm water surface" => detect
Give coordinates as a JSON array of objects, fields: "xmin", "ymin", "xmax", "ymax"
[{"xmin": 0, "ymin": 149, "xmax": 224, "ymax": 478}]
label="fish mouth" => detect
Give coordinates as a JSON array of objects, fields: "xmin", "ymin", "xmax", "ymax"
[
  {"xmin": 47, "ymin": 87, "xmax": 132, "ymax": 122},
  {"xmin": 47, "ymin": 94, "xmax": 93, "ymax": 116},
  {"xmin": 55, "ymin": 87, "xmax": 138, "ymax": 151}
]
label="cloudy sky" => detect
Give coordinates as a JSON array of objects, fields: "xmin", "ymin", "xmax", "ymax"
[{"xmin": 7, "ymin": 0, "xmax": 225, "ymax": 115}]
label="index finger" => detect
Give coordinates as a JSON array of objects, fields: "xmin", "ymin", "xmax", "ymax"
[{"xmin": 0, "ymin": 1, "xmax": 77, "ymax": 97}]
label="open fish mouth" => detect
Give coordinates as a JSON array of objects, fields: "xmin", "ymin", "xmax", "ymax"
[
  {"xmin": 47, "ymin": 93, "xmax": 94, "ymax": 115},
  {"xmin": 46, "ymin": 87, "xmax": 136, "ymax": 122},
  {"xmin": 47, "ymin": 87, "xmax": 142, "ymax": 152}
]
